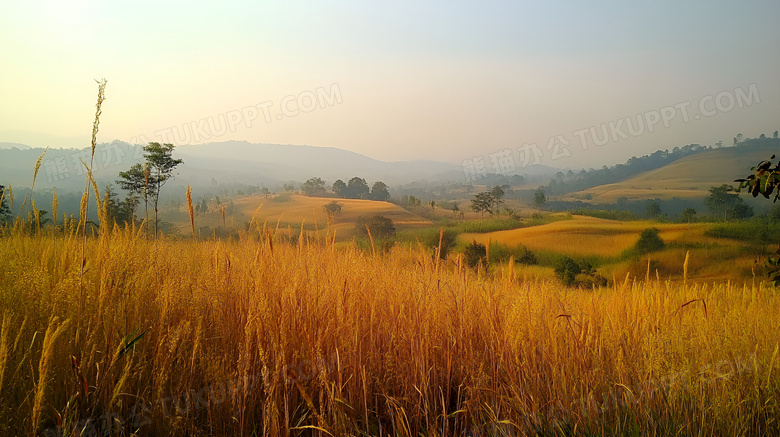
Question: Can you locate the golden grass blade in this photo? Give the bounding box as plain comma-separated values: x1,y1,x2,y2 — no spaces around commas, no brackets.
186,185,195,238
51,188,58,226
30,148,48,193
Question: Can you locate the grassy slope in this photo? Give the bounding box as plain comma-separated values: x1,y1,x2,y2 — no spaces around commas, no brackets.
461,215,764,283
567,142,779,202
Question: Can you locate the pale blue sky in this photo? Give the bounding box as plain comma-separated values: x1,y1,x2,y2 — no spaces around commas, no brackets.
1,0,778,167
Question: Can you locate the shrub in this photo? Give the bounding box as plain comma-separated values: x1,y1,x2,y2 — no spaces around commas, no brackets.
635,228,665,254
463,241,487,269
355,215,396,239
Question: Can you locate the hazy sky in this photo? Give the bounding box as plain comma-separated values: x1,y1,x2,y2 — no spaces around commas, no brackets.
1,0,778,169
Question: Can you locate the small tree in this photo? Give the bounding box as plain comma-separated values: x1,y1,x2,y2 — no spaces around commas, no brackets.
346,177,370,199
470,192,495,219
117,163,152,227
144,142,183,237
370,181,390,201
302,177,327,197
332,180,347,197
534,188,546,211
635,228,665,254
680,208,697,223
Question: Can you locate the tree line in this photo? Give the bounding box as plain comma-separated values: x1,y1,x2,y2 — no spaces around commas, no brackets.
301,177,390,201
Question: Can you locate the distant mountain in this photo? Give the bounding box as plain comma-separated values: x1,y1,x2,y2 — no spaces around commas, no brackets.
0,142,31,150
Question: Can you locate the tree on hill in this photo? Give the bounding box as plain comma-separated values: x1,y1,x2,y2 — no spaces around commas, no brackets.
302,177,327,197
346,177,370,199
705,184,753,220
369,181,390,201
143,142,184,237
332,180,347,197
470,192,495,219
534,188,546,211
117,163,152,226
635,228,665,254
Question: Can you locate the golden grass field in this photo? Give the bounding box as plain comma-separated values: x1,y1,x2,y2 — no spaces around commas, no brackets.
2,222,780,436
461,215,765,284
163,194,432,238
461,216,715,258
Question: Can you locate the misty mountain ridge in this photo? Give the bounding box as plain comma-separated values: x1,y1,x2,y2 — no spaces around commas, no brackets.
0,140,561,193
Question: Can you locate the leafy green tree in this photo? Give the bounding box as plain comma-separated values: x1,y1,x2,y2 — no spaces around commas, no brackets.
117,163,152,226
470,192,495,219
143,142,183,236
705,184,747,220
534,188,546,211
302,177,327,197
346,177,370,199
369,181,390,201
774,130,778,139
332,179,347,197
408,196,422,207
635,228,665,254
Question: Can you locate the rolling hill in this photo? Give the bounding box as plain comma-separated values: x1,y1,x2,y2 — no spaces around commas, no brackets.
161,194,432,237
564,140,780,202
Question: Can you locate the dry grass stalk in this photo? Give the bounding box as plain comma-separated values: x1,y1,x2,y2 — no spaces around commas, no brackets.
683,250,690,284
51,188,58,226
186,184,195,239
31,317,70,436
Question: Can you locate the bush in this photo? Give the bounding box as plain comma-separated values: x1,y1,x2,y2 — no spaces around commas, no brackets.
634,228,665,254
554,256,607,287
554,256,581,286
463,241,487,269
424,228,458,259
355,215,396,239
489,243,538,265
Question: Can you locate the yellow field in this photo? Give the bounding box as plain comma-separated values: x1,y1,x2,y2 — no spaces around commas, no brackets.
461,215,716,257
1,226,779,436
163,194,432,237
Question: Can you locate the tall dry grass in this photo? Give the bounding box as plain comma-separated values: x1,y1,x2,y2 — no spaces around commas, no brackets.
0,221,779,436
